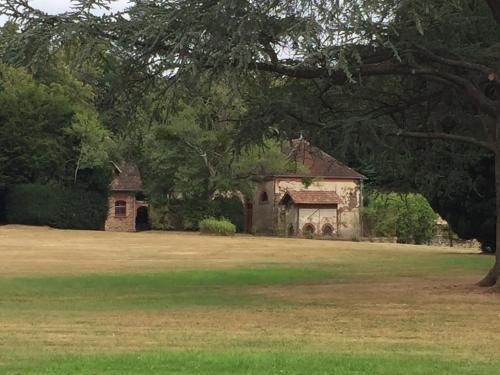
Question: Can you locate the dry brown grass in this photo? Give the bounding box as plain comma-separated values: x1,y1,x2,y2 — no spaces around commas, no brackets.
1,225,500,362
0,224,470,276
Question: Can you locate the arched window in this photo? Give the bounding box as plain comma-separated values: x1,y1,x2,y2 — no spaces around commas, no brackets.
322,224,334,238
259,191,269,203
303,224,315,238
115,200,126,217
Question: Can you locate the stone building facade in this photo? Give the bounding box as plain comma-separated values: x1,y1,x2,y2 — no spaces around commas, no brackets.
104,163,148,232
248,139,365,239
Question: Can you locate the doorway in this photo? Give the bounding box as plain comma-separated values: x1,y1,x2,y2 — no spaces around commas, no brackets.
135,206,150,231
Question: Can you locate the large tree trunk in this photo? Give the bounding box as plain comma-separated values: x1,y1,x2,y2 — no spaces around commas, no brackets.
478,142,500,287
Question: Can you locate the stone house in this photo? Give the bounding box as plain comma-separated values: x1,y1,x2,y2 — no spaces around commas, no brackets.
247,139,366,239
104,162,149,232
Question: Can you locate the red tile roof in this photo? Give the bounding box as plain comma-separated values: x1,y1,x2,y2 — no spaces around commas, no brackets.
110,162,143,192
280,190,341,205
283,139,366,179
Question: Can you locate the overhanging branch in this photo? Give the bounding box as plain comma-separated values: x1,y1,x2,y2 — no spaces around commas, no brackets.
486,0,500,24
388,130,494,152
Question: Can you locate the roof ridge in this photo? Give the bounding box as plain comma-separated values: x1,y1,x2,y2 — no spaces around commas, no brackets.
287,140,366,179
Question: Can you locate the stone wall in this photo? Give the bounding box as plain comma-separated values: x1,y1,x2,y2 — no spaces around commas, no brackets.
251,177,362,239
297,206,338,237
251,180,276,233
276,178,362,239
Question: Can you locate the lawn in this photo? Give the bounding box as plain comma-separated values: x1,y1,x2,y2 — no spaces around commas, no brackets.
1,225,499,374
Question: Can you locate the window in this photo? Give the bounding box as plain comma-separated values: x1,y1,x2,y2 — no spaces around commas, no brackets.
259,191,269,203
115,200,126,217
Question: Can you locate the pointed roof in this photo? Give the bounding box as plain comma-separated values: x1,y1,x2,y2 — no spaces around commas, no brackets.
110,162,143,192
279,190,342,205
282,139,366,179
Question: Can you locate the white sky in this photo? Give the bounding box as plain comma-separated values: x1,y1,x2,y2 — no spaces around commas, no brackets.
0,0,130,25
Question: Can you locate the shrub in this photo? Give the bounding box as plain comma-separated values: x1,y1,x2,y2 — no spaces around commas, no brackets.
5,183,107,230
199,217,236,236
363,191,438,244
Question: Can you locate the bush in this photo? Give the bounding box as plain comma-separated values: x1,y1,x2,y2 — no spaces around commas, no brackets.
5,184,108,230
199,217,236,236
363,191,438,244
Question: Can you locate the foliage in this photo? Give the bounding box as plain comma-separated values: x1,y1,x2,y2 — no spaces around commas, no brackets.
300,177,316,189
364,192,438,244
199,217,236,236
213,196,245,233
0,63,73,184
149,195,244,232
5,183,108,230
0,184,6,223
138,88,292,231
0,62,110,186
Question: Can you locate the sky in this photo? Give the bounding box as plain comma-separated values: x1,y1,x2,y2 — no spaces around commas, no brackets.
0,0,130,25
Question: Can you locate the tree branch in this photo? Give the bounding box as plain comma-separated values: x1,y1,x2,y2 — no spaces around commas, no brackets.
486,0,500,24
412,46,492,75
388,130,494,152
255,59,499,118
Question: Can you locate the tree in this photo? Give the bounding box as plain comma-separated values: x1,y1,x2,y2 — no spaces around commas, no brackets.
0,62,110,186
139,87,294,229
0,63,74,184
3,0,500,285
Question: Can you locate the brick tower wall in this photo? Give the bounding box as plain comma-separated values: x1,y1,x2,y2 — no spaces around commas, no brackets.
104,192,137,232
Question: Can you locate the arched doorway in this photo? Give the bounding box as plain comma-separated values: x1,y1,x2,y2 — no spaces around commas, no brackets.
322,224,334,238
135,206,150,231
302,223,315,239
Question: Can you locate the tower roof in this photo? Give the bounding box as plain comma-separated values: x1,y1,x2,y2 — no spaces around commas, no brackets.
110,162,143,192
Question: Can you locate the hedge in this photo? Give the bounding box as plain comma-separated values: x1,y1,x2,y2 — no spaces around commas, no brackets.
213,196,245,233
150,196,245,232
5,184,108,230
0,185,6,224
199,217,236,236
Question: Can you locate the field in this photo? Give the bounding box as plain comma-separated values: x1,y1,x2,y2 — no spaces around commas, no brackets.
1,225,500,374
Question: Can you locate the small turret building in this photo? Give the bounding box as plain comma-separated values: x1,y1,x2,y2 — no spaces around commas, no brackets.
104,162,148,232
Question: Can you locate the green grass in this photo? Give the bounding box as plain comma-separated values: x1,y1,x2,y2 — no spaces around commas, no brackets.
327,252,493,280
0,268,331,311
1,227,498,374
4,351,499,375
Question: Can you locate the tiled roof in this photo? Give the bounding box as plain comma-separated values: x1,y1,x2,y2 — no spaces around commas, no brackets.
283,139,366,179
280,190,341,205
110,162,143,192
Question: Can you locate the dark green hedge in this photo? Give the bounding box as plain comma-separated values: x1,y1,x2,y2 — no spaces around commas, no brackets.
150,196,245,232
0,185,6,224
213,197,245,233
5,184,108,230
